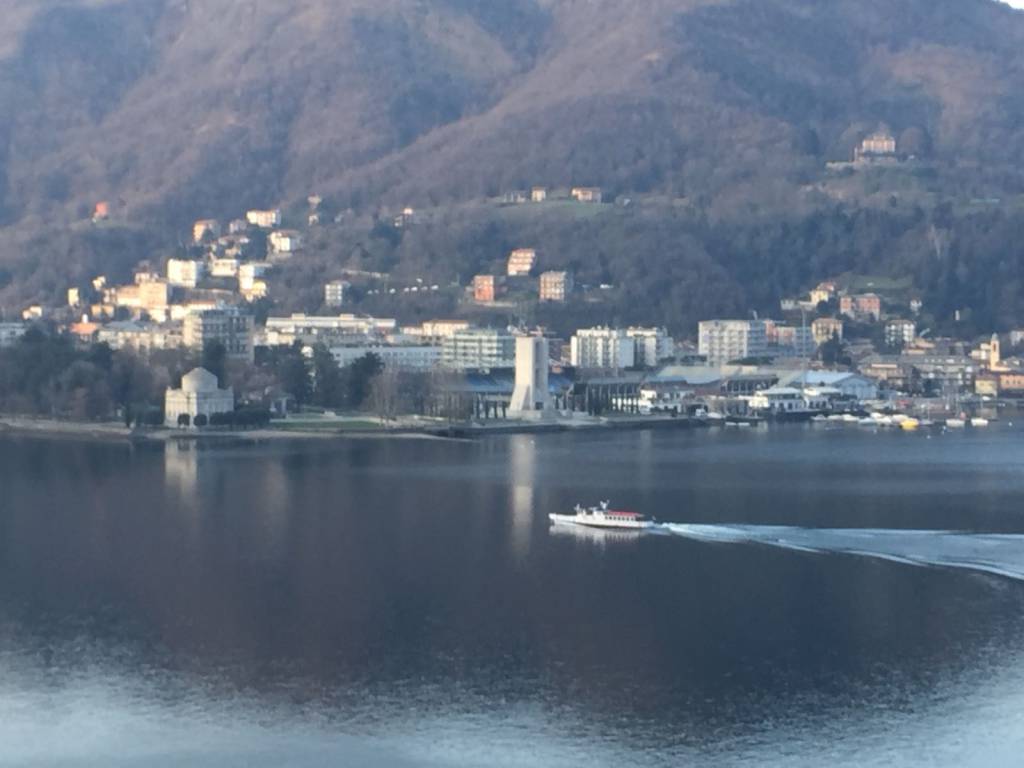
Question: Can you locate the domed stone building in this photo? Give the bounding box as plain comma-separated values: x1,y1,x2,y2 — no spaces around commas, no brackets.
164,368,234,428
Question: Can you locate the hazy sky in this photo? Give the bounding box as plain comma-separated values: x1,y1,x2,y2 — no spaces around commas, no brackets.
1002,0,1024,8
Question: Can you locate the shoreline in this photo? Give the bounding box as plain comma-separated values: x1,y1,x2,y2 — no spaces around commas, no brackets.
0,413,707,446
0,416,453,445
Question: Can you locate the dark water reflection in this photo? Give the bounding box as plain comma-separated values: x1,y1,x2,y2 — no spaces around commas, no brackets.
3,426,1024,766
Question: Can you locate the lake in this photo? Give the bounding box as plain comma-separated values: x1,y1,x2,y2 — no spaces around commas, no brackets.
3,425,1024,767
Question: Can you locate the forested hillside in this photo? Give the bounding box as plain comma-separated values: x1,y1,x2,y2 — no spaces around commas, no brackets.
1,0,1024,333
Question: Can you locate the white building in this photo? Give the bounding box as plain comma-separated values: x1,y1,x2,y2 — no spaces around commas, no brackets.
539,271,573,302
167,259,205,288
241,280,269,301
791,326,817,358
239,262,271,291
325,344,441,371
164,368,235,428
809,282,837,306
264,314,397,346
97,322,182,353
767,323,816,358
811,318,844,346
614,387,693,416
246,209,282,229
192,219,221,243
402,320,471,343
183,307,254,362
220,234,251,258
570,327,636,370
0,322,27,348
571,187,603,203
507,249,538,277
509,335,552,417
627,327,674,367
442,329,517,370
268,229,303,254
885,319,916,347
748,387,828,415
855,130,897,162
209,258,241,278
324,280,351,308
698,320,768,366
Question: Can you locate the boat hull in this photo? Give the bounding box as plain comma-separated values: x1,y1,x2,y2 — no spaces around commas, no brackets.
548,513,653,531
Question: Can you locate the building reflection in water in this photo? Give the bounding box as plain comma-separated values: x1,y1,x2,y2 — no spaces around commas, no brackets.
509,435,537,560
163,440,292,563
164,440,200,504
635,430,655,490
548,521,646,547
249,459,290,565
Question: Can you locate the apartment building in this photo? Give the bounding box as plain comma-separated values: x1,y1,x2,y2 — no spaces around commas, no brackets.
698,320,768,366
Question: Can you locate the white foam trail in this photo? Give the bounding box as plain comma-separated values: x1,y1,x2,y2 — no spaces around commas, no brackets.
661,524,1024,581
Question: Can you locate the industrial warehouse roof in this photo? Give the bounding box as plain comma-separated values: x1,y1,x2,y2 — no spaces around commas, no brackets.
648,366,723,386
777,371,873,387
444,365,874,395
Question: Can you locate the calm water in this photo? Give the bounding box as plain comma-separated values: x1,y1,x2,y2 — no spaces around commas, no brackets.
3,425,1024,767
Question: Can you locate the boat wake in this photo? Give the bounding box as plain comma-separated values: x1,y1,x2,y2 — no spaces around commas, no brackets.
660,523,1024,582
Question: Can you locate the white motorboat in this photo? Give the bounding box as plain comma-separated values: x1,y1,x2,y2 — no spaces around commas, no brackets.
549,501,654,530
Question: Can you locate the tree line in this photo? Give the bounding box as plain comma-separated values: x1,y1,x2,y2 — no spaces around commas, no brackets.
0,329,466,426
271,343,468,423
0,328,164,424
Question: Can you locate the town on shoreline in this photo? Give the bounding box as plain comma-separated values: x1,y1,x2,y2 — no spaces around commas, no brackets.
3,186,1024,437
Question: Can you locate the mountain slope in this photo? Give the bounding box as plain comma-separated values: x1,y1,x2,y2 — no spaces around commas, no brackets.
2,0,1024,224
2,0,1024,313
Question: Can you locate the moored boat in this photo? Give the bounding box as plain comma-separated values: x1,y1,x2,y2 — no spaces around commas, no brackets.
549,501,654,530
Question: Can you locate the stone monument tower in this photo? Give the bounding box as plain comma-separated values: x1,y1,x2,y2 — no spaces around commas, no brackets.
509,335,552,417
